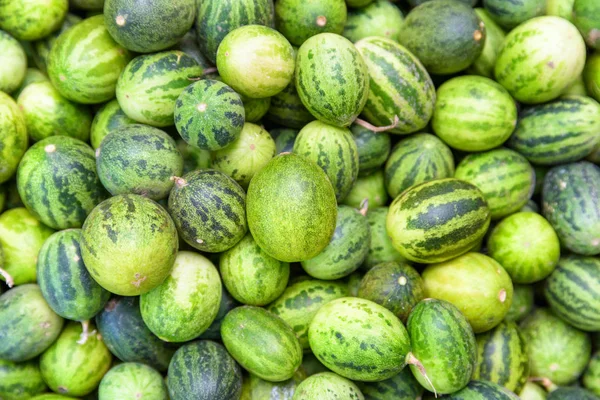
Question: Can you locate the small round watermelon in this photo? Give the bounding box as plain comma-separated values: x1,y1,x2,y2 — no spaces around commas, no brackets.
504,284,534,323
343,0,404,43
342,169,388,209
275,0,347,46
99,362,168,400
265,80,315,129
0,358,47,399
0,31,26,93
0,92,28,184
365,207,406,269
0,0,67,41
483,0,545,29
293,372,364,400
90,99,136,149
241,95,271,123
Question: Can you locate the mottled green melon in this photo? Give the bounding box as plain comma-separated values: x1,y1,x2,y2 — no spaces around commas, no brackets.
275,0,347,46
0,31,26,94
293,372,364,400
504,284,534,323
364,207,405,269
265,80,315,129
351,124,391,174
177,139,211,174
241,94,271,123
360,367,424,400
90,99,136,149
483,0,546,29
0,0,67,41
467,8,506,78
342,170,388,209
343,0,404,43
99,363,168,400
585,52,600,103
32,13,81,73
0,92,28,184
199,286,239,341
584,352,600,397
242,369,306,400
270,128,298,154
519,382,547,400
13,67,48,98
0,358,47,399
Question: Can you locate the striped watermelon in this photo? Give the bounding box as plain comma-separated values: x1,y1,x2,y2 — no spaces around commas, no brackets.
99,363,168,400
354,36,435,134
351,124,391,174
40,321,112,397
495,16,586,104
0,0,67,41
365,207,405,269
267,279,348,349
342,169,388,209
199,286,240,340
96,124,184,201
547,387,600,400
17,136,106,230
544,256,600,331
585,52,600,103
454,148,535,219
220,232,290,306
37,229,110,322
444,380,520,399
308,297,410,382
384,133,454,199
0,92,28,184
509,96,600,165
265,80,315,129
47,15,132,104
473,321,530,393
483,0,545,29
467,8,507,78
275,0,347,46
573,0,600,49
116,51,203,127
90,99,136,149
542,161,600,255
293,372,364,400
0,31,26,94
504,284,534,323
196,0,275,64
386,178,491,264
168,169,247,253
32,13,81,73
13,67,48,99
343,0,404,43
0,358,47,399
241,369,305,400
241,95,270,123
295,33,369,127
584,352,600,397
270,128,298,154
360,368,424,400
221,306,303,382
70,0,104,9
293,120,359,201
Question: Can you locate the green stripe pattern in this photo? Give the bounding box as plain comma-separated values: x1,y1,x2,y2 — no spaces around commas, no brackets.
90,99,136,149
98,363,168,400
364,207,406,269
360,368,423,400
294,372,363,400
351,124,391,174
0,92,28,184
467,9,507,78
265,80,315,129
547,387,600,400
0,358,47,399
445,380,520,399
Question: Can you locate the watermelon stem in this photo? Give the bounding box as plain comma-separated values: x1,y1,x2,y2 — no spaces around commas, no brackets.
359,198,369,216
0,267,14,288
77,320,91,345
354,115,400,133
528,376,557,392
202,67,218,75
406,352,437,398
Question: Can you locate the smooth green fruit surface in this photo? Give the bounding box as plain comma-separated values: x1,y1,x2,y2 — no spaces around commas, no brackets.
0,92,28,184
365,207,405,269
444,380,520,399
0,358,47,400
573,0,600,49
275,0,347,46
467,8,506,78
360,368,424,400
293,372,364,400
343,0,404,43
584,52,600,102
0,31,26,94
90,99,136,149
483,0,545,29
99,362,168,400
343,170,388,209
0,0,67,41
505,284,534,323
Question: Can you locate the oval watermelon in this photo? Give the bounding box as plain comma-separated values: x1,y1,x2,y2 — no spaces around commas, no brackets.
571,0,600,49
0,357,47,399
343,0,404,43
0,31,26,94
99,362,168,400
342,169,388,209
0,0,67,41
293,372,364,400
90,99,137,149
0,92,28,184
365,207,406,269
547,387,600,400
275,0,347,46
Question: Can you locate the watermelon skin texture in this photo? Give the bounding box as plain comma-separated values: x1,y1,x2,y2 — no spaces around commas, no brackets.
342,170,388,209
351,124,391,174
275,0,347,46
241,95,270,123
99,362,168,400
0,92,28,184
0,31,27,94
95,296,175,371
266,80,315,129
242,370,305,400
17,136,107,230
0,358,48,399
508,95,600,165
573,0,600,49
360,368,423,400
293,372,364,400
544,256,600,331
0,0,67,41
444,380,520,399
90,99,136,149
355,36,435,135
199,286,239,341
343,0,404,44
483,0,545,29
504,284,534,323
32,14,82,74
37,229,110,321
270,128,299,154
467,8,507,78
583,353,600,398
547,387,600,400
364,207,406,269
167,340,242,400
296,33,370,128
196,0,275,65
542,161,600,255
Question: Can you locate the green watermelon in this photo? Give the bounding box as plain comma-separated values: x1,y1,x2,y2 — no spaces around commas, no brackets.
29,395,75,400
360,367,424,400
32,13,81,73
220,233,289,306
295,33,369,127
293,372,364,400
90,99,137,149
13,67,48,99
364,207,406,269
544,256,600,331
221,306,303,382
116,51,203,127
547,387,600,400
241,94,271,122
0,92,28,184
99,362,168,400
37,229,110,321
242,369,306,400
0,0,67,41
504,284,534,323
584,352,600,397
0,285,63,362
174,29,214,70
246,153,338,262
542,161,600,255
70,0,104,9
308,297,410,381
342,170,388,209
562,75,588,96
355,36,435,134
104,0,195,53
199,286,240,340
168,169,247,253
483,0,545,29
423,252,514,333
444,380,520,399
96,124,184,201
270,128,298,154
508,96,600,165
0,208,54,285
351,124,391,174
467,8,506,78
495,16,586,104
520,199,540,213
17,136,107,230
0,31,26,94
519,382,548,400
40,321,111,396
571,0,600,49
386,178,491,264
267,278,348,349
584,52,600,103
343,0,404,43
275,0,347,46
265,79,315,129
547,0,575,20
95,296,175,371
0,357,47,399
454,148,535,219
301,352,329,377
178,139,211,174
406,298,477,395
384,133,455,199
81,194,178,296
520,308,591,385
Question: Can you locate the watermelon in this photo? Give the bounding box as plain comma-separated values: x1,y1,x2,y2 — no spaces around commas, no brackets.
178,140,211,174
211,122,276,188
572,0,600,49
81,194,178,296
17,136,107,230
520,199,540,213
0,31,26,94
547,387,599,400
342,170,388,209
360,367,424,400
32,13,81,73
275,0,346,46
0,357,47,399
199,286,240,340
241,95,270,122
195,0,275,64
562,75,588,96
70,0,104,9
90,99,137,149
116,51,203,127
267,278,348,349
265,79,315,129
364,207,405,269
246,153,338,262
504,284,534,323
270,128,298,154
96,124,184,201
308,297,410,381
520,308,591,385
384,133,455,199
174,29,214,70
519,382,548,400
13,67,48,99
293,372,364,400
547,0,575,20
295,33,369,127
542,161,600,255
0,92,28,184
104,0,195,53
217,25,295,99
37,229,110,321
423,252,514,333
0,0,67,41
220,233,289,306
454,148,535,219
351,124,391,174
357,261,424,323
544,256,600,331
495,16,586,104
99,362,168,400
95,296,175,371
40,321,111,396
508,96,600,165
483,0,545,29
0,285,63,362
168,169,247,253
584,352,600,396
0,208,54,285
343,0,404,43
354,36,435,134
584,52,600,103
301,353,329,377
386,178,491,264
467,8,506,78
29,395,75,400
242,369,306,400
444,380,520,399
221,306,303,382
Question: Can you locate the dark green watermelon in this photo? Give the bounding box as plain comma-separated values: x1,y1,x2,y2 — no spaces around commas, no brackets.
90,99,136,149
444,380,520,399
199,286,239,340
275,0,347,46
0,358,47,399
351,124,391,175
360,367,424,400
547,387,599,400
484,0,546,30
270,128,298,154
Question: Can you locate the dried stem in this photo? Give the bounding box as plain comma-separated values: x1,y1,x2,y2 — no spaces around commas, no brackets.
359,198,369,216
0,267,14,288
354,115,400,133
406,352,437,398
